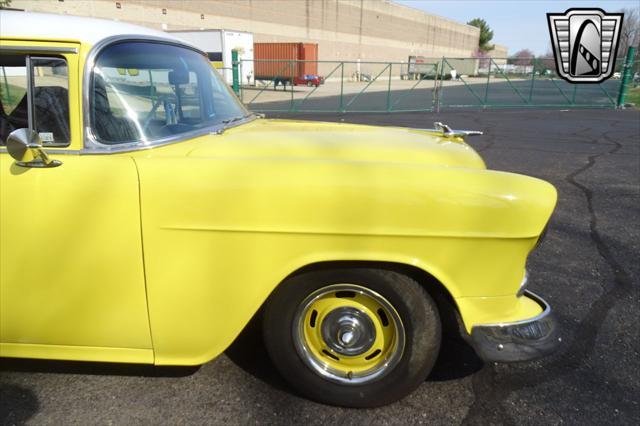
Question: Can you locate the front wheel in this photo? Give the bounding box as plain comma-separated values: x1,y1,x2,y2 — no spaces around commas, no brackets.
263,268,441,407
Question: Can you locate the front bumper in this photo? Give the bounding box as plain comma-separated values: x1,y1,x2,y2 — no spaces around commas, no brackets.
469,291,561,362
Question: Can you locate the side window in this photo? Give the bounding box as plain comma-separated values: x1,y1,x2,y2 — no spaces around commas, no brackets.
0,54,70,147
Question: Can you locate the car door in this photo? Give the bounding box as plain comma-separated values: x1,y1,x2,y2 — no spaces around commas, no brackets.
0,42,153,363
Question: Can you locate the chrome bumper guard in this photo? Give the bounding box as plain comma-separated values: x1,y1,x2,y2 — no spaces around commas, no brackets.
469,290,561,362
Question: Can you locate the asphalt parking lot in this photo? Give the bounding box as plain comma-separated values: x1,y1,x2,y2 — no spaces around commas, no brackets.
1,108,639,425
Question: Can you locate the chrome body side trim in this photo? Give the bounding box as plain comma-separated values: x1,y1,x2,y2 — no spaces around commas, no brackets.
81,35,254,154
469,290,561,362
0,46,78,54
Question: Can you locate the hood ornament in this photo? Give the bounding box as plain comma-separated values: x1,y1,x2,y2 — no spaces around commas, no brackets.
433,122,483,138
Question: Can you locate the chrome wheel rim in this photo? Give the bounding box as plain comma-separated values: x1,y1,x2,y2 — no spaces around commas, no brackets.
292,283,405,385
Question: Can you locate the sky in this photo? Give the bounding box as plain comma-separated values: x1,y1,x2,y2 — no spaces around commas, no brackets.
395,0,639,55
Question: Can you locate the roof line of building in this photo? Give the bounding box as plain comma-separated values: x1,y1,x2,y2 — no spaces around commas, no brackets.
387,0,481,33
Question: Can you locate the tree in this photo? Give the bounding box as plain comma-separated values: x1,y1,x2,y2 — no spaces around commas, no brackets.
618,7,640,57
467,18,494,52
0,0,12,8
509,49,535,66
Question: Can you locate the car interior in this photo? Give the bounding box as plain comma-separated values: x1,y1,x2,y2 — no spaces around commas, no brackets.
92,74,141,143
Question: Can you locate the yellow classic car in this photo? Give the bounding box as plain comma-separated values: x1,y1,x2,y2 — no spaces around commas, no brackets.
0,12,560,407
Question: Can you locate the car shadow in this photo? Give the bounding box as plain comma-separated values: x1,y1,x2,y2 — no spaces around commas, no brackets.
0,318,482,402
0,358,200,378
225,309,483,390
0,383,39,425
224,310,292,393
428,336,484,381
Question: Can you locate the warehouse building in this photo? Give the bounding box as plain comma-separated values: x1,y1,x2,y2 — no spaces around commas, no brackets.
8,0,504,62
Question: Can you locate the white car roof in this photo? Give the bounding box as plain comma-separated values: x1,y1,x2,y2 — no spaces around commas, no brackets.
0,10,184,46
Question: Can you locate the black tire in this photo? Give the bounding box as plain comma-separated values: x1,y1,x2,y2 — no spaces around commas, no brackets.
262,267,441,407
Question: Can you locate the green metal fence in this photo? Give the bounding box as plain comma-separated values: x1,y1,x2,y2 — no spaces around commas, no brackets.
235,49,637,113
617,47,638,108
238,59,440,113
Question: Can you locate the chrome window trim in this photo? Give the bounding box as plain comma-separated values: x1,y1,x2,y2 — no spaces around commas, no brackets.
25,55,34,131
30,55,72,148
82,35,254,154
0,46,78,54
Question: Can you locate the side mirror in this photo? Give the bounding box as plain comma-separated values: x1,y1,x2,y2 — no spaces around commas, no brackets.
7,128,62,168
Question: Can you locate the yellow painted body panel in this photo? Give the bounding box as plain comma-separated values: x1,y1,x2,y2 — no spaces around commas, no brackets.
0,38,556,366
456,294,543,328
0,155,153,352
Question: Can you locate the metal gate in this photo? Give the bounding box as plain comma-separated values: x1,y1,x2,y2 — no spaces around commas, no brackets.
228,49,638,113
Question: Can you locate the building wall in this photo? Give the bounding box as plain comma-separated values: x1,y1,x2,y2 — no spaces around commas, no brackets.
11,0,482,66
490,44,509,65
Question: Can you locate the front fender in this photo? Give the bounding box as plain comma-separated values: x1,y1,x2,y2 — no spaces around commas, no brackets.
134,156,556,365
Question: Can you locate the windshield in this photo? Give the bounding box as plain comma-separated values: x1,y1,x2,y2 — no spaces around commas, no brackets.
90,41,248,145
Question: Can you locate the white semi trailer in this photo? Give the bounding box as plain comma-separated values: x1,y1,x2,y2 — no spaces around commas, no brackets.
167,30,254,85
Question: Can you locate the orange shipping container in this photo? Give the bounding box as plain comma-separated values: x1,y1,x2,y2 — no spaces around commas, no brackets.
254,42,318,80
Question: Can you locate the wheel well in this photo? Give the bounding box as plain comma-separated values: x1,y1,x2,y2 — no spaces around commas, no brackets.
284,260,465,338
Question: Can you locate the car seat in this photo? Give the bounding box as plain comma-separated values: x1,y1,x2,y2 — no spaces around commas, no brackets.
92,74,140,144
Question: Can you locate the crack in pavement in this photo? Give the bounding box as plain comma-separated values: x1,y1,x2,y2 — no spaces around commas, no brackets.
461,123,635,425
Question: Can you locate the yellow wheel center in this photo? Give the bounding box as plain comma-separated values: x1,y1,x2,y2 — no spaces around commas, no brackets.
294,284,405,384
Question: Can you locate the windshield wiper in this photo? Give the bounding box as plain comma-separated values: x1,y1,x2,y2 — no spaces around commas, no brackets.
215,113,262,135
222,116,246,125
222,113,264,124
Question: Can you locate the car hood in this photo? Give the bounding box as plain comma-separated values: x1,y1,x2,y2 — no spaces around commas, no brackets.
182,119,486,169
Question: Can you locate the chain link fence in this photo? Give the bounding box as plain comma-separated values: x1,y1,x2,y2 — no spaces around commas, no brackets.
617,57,640,108
237,50,637,113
